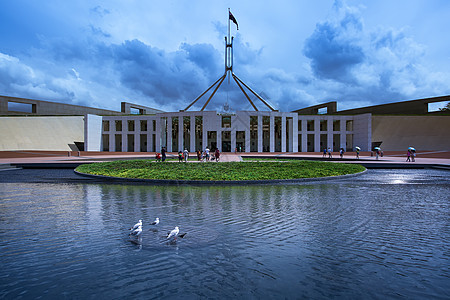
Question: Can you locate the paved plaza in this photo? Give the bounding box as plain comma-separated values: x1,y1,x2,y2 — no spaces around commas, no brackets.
0,150,449,169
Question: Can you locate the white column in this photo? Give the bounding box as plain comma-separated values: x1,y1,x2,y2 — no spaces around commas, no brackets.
84,114,102,152
301,119,307,152
340,117,346,149
202,125,207,151
288,117,294,152
155,117,161,152
257,115,263,152
134,119,140,152
281,116,286,152
121,132,127,152
245,128,250,152
231,130,236,152
179,116,184,151
327,118,333,150
190,115,195,152
109,119,115,152
167,117,172,152
217,130,222,151
314,118,320,152
269,115,275,152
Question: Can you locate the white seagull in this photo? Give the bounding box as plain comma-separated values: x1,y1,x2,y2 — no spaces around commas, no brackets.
167,226,179,239
130,225,143,237
130,219,142,231
150,218,160,225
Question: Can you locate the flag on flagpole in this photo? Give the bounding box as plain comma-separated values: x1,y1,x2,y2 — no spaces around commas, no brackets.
229,11,239,30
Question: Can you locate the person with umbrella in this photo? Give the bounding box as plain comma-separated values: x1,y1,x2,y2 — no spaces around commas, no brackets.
355,146,360,159
408,147,416,162
374,147,381,160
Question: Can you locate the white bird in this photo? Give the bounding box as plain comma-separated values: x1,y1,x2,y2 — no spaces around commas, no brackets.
167,226,179,239
130,219,142,231
130,225,143,237
150,218,159,225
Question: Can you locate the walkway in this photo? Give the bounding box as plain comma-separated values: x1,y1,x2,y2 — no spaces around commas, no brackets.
0,150,449,169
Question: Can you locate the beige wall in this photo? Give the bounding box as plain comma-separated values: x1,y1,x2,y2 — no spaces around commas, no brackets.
372,116,450,151
0,116,84,151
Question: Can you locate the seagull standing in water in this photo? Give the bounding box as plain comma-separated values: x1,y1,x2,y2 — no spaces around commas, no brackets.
130,225,143,237
130,219,142,231
167,226,179,240
150,218,159,226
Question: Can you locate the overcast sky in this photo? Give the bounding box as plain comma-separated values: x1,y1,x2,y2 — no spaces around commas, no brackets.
1,0,449,112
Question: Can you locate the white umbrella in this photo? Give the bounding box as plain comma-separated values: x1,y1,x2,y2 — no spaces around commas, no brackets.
355,146,361,150
374,147,381,150
408,147,416,151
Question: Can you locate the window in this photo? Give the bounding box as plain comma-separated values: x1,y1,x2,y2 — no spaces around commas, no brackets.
222,116,231,128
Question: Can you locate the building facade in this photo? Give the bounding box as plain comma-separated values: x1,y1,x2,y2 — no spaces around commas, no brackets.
95,111,371,153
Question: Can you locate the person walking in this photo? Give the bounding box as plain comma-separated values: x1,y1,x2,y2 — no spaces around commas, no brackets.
161,147,166,162
178,151,183,162
327,147,332,159
322,148,327,158
215,148,220,162
205,147,210,161
339,148,344,159
406,149,411,162
356,148,360,159
183,149,189,162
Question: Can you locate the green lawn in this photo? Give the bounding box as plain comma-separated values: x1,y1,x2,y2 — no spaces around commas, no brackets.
75,160,365,181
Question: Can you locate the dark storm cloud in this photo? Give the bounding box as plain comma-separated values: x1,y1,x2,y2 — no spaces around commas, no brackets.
303,16,365,82
111,39,222,106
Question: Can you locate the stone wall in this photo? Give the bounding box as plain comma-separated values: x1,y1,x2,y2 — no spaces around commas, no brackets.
372,116,450,151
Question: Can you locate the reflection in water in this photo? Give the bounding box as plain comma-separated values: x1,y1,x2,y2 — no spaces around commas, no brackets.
0,169,449,299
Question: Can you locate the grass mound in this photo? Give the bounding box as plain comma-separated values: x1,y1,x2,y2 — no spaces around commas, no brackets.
75,160,365,181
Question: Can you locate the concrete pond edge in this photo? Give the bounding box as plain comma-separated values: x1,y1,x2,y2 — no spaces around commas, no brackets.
74,168,368,185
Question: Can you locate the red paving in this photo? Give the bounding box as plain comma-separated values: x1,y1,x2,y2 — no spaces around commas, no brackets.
0,150,449,166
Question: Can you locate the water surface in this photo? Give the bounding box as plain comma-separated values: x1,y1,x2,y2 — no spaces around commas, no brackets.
0,169,449,299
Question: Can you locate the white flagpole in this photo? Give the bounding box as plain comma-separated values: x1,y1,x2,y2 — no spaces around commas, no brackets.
227,8,231,84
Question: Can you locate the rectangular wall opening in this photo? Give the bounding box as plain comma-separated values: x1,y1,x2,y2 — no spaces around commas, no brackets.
333,134,340,152
346,134,353,152
140,120,147,131
195,116,202,151
140,134,147,152
115,134,122,151
274,117,281,152
172,117,178,151
222,116,231,128
128,120,135,131
102,134,109,151
115,120,122,131
103,120,110,132
346,120,353,131
207,131,217,151
183,116,190,151
127,134,134,152
333,120,340,131
320,120,327,131
263,116,270,152
236,131,245,152
320,134,327,152
221,131,230,152
298,134,302,152
7,101,35,113
307,134,314,152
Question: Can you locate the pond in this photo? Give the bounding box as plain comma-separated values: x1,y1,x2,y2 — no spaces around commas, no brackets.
0,169,449,299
